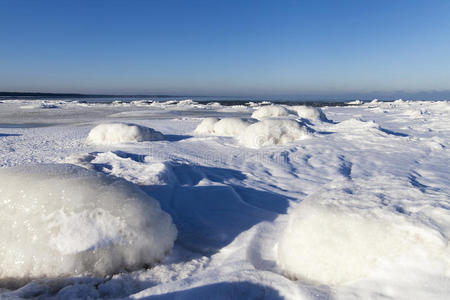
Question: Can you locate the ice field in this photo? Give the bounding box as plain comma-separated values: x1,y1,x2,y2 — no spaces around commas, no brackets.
0,99,449,299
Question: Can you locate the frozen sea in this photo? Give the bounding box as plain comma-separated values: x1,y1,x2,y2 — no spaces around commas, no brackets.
0,98,449,299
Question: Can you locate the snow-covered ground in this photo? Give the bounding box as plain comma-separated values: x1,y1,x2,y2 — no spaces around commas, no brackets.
0,99,449,299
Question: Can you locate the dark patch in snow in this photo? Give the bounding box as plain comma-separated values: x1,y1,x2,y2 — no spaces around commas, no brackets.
378,127,408,137
338,156,352,179
163,134,193,142
408,173,429,193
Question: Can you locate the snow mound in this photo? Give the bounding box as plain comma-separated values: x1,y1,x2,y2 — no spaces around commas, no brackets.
251,105,291,120
194,118,254,137
238,119,310,148
86,123,164,145
0,164,177,280
289,106,329,121
277,201,447,285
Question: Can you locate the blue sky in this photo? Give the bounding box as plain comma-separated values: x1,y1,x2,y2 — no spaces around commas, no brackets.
1,0,450,97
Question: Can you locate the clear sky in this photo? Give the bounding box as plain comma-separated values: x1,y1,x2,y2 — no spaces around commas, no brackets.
1,0,450,97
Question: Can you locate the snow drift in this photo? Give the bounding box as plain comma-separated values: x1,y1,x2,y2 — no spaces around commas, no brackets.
0,164,177,280
194,117,254,137
251,105,291,120
238,119,310,148
277,201,448,285
86,123,164,145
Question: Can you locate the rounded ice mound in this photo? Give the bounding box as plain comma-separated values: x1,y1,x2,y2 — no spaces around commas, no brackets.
238,119,310,148
212,118,255,137
0,164,177,280
86,123,164,145
277,201,447,285
289,106,328,121
251,105,291,120
194,117,254,137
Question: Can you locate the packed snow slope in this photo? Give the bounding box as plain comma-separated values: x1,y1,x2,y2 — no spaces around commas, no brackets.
0,99,449,299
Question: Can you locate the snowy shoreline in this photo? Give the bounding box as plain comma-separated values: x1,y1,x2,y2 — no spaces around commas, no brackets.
0,99,449,299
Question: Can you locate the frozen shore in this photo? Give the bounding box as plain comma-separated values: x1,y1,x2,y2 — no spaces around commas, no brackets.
0,99,449,299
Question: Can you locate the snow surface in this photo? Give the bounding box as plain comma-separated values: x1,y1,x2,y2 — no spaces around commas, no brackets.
86,123,164,145
0,99,449,299
0,164,176,280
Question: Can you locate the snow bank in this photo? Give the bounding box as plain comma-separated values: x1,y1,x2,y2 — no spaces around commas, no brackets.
0,164,177,280
238,119,310,148
86,123,164,145
251,105,291,120
194,118,254,137
289,106,329,121
277,201,448,285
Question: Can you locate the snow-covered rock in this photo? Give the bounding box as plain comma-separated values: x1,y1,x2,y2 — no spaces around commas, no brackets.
238,119,310,148
86,123,164,145
0,164,177,279
251,105,291,120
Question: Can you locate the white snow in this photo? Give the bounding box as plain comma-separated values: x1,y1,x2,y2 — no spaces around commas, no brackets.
251,105,292,119
238,119,311,148
0,164,177,280
86,123,164,145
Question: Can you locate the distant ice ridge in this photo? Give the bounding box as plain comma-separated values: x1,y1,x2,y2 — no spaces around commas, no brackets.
277,200,449,285
0,164,177,280
251,104,329,122
86,123,164,145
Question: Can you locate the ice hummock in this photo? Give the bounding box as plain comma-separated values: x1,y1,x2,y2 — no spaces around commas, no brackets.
86,123,164,145
0,164,177,280
277,200,449,285
238,119,311,148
